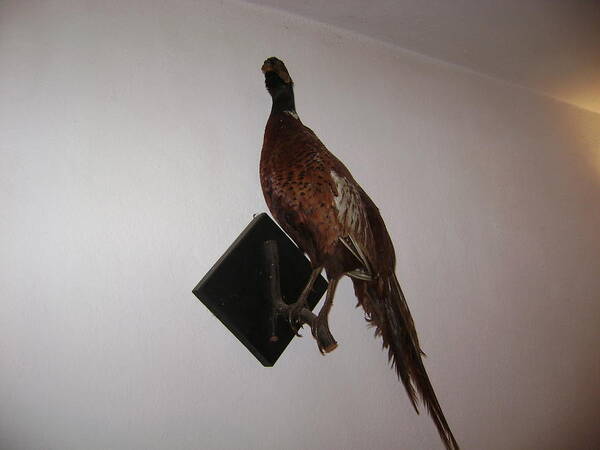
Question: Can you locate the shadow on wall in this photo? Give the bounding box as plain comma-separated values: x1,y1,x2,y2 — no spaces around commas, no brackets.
485,98,600,449
415,76,600,449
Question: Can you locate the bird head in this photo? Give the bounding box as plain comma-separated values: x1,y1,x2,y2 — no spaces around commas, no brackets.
262,57,296,112
262,57,293,85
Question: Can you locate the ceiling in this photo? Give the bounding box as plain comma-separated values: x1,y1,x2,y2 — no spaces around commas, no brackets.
243,0,600,114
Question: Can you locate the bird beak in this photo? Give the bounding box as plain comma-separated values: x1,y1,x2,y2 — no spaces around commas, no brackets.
261,61,272,74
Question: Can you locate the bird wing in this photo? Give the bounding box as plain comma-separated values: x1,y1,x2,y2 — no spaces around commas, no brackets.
329,169,378,278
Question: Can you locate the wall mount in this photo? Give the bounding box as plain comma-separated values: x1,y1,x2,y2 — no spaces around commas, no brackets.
193,213,328,366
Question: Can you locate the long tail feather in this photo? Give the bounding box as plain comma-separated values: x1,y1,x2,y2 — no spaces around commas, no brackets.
353,274,460,450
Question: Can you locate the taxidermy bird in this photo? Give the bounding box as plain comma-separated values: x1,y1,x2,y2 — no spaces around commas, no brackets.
260,57,459,450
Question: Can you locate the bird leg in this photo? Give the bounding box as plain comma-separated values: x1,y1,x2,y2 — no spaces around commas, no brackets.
312,276,340,354
286,266,322,334
264,241,336,351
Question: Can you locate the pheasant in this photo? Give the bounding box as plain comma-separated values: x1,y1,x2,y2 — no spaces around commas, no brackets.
260,57,459,450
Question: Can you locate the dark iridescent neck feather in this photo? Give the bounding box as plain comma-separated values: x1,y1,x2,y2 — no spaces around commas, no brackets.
265,71,296,114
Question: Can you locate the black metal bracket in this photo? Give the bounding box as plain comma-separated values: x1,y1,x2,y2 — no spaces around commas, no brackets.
193,213,328,366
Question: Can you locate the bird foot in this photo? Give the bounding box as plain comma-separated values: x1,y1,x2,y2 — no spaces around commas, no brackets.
287,301,307,336
263,241,337,350
311,314,338,354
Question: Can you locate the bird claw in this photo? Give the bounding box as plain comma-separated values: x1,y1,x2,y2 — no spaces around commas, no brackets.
311,314,337,354
287,302,306,336
291,324,303,337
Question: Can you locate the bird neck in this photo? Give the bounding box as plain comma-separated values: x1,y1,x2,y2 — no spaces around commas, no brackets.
270,88,296,115
265,72,296,115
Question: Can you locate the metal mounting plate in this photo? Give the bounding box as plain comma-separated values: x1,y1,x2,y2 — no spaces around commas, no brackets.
193,213,328,366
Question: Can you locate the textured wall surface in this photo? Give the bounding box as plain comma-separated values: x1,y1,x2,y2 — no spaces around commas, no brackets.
1,1,599,449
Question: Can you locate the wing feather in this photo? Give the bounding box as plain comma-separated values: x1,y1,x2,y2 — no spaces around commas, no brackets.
330,170,376,276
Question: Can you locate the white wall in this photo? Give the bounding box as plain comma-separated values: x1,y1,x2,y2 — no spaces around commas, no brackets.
1,1,599,449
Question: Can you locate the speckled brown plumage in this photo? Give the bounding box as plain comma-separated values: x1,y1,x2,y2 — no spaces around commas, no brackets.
259,57,459,450
262,112,365,273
